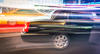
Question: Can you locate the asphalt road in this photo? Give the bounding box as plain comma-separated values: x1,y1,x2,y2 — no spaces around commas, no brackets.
0,33,93,54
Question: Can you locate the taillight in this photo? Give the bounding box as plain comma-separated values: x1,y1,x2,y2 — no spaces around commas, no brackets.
23,22,30,32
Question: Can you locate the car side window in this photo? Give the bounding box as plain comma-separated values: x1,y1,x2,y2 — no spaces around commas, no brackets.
2,8,16,13
52,10,70,20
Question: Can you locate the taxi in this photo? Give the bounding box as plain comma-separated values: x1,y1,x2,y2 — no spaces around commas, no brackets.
0,8,47,33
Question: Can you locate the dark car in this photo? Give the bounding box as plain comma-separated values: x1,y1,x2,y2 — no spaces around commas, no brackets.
21,9,100,49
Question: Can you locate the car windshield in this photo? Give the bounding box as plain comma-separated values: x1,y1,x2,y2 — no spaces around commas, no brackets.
14,9,39,14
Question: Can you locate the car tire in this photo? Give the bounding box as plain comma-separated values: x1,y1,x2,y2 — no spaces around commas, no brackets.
51,34,70,49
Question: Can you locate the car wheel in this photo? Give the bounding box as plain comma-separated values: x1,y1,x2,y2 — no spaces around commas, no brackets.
52,34,69,49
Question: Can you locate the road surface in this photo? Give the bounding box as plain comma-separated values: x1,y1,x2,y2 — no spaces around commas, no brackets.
0,33,93,54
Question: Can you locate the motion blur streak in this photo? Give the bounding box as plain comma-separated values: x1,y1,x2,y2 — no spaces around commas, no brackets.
0,34,58,52
53,14,92,17
0,33,21,38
